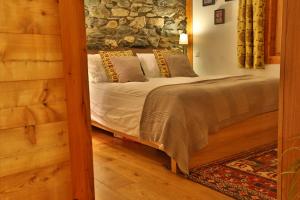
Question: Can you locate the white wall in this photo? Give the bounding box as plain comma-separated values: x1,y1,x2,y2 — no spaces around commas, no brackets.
193,0,280,77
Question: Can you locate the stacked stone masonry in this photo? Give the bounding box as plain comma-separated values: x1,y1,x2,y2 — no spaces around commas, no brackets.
85,0,187,50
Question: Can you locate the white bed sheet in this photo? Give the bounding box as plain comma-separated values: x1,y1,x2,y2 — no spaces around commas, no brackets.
89,75,238,137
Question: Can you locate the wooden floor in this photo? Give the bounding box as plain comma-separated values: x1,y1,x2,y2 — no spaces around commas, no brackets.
92,127,233,200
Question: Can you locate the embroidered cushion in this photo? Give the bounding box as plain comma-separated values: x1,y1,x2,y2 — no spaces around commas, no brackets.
99,50,134,82
153,49,181,77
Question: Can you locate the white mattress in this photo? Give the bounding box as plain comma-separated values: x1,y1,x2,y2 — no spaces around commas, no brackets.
89,75,238,137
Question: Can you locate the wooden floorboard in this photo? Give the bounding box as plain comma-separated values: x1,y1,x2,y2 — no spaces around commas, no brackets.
92,127,233,200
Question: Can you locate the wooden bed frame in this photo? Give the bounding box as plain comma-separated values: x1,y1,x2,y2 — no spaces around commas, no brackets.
92,111,278,174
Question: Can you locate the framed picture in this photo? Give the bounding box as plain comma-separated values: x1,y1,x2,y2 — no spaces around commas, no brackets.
214,9,225,25
203,0,215,6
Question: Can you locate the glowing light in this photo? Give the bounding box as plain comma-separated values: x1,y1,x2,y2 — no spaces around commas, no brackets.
179,33,189,45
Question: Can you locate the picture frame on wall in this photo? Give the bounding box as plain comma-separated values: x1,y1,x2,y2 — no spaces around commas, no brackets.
203,0,215,6
214,9,225,25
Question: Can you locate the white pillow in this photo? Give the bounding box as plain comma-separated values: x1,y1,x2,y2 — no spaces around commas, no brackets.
87,54,109,83
136,53,161,78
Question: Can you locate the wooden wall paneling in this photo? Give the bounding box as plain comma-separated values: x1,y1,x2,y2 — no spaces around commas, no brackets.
0,121,68,158
278,0,300,199
0,101,67,129
0,0,60,35
186,0,193,65
0,79,66,108
0,162,72,200
58,0,95,199
0,0,73,199
0,33,62,61
0,142,69,177
0,61,64,82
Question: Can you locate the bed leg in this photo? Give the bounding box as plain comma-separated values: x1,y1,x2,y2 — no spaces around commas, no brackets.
171,158,177,174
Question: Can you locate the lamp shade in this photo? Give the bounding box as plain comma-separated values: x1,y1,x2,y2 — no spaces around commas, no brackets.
179,33,188,45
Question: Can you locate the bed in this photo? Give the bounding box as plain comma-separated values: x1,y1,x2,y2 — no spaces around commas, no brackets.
90,70,279,174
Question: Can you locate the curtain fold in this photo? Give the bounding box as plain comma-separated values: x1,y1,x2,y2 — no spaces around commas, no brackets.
237,0,265,69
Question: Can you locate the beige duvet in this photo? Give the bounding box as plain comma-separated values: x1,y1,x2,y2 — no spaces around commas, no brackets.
140,75,279,174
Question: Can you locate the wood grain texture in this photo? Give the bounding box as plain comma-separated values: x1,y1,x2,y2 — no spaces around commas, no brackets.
0,0,72,199
278,0,300,198
190,111,278,167
0,121,68,159
0,142,69,177
93,121,179,174
0,0,60,35
93,111,278,173
92,129,232,200
0,79,65,108
0,101,67,130
0,33,62,61
92,121,161,149
265,0,282,64
0,61,64,82
275,0,283,55
58,0,95,199
186,0,193,65
0,162,72,200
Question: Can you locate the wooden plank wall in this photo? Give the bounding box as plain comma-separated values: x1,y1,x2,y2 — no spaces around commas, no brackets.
278,0,300,198
0,0,72,199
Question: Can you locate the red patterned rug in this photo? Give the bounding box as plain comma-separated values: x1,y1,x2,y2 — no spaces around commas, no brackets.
187,145,277,200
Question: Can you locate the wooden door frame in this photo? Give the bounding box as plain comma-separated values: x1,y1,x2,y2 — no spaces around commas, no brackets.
57,0,300,199
265,0,281,64
57,1,193,199
186,0,193,65
58,1,94,200
278,0,300,199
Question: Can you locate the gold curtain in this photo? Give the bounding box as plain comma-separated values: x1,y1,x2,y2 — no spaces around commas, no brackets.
237,0,265,69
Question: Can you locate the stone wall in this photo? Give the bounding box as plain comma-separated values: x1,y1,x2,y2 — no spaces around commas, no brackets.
85,0,187,50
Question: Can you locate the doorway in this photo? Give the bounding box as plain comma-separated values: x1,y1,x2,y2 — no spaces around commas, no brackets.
58,0,300,199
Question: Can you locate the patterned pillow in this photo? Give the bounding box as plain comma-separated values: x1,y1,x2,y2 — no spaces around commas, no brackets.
153,49,182,77
99,50,134,82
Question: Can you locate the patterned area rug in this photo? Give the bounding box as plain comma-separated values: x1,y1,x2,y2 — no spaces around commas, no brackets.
188,145,277,200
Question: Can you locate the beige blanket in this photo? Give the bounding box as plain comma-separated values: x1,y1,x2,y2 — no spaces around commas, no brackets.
140,75,279,174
